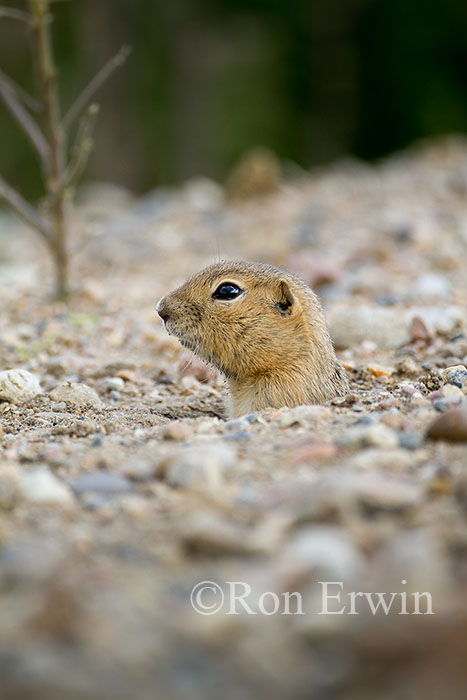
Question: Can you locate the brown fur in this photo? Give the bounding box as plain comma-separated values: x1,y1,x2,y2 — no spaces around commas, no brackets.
156,261,349,418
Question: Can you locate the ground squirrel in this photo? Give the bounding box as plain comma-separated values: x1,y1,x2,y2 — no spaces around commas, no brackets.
157,261,349,417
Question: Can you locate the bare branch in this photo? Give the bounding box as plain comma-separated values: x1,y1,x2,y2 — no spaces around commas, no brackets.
30,0,65,179
0,6,32,22
0,77,49,161
63,44,131,130
0,68,40,112
0,175,51,240
60,103,99,191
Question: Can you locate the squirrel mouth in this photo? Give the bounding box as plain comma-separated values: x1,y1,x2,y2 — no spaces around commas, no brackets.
179,336,198,353
163,321,200,355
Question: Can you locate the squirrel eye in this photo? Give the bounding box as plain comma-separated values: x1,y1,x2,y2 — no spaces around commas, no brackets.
212,283,243,300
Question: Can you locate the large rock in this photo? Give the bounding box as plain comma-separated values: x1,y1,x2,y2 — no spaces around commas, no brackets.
410,306,463,335
0,369,42,404
329,307,410,349
49,382,102,407
329,305,464,349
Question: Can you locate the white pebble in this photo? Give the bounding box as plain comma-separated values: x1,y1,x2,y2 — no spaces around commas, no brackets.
0,369,42,405
340,423,399,449
278,405,332,428
165,444,235,492
411,274,452,299
100,377,125,392
19,467,75,509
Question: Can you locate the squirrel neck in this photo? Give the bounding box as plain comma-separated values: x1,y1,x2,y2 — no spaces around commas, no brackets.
227,345,347,418
227,362,314,418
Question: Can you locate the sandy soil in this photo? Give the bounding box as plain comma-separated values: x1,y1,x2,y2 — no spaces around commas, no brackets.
1,137,467,700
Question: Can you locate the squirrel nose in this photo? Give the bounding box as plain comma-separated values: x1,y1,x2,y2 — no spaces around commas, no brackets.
156,298,170,323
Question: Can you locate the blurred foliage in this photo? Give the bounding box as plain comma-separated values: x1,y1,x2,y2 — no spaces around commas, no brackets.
1,0,466,197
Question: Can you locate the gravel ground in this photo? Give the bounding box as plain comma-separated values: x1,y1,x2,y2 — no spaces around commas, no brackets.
1,136,467,700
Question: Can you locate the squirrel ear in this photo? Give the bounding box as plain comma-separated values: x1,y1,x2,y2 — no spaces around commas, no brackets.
275,279,295,316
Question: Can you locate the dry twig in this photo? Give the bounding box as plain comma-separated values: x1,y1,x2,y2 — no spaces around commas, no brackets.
0,68,40,111
0,175,51,239
60,103,99,191
63,45,131,130
0,74,49,160
0,1,129,299
0,6,32,22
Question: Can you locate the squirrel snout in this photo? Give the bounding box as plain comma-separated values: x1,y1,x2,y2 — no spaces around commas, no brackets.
156,298,171,323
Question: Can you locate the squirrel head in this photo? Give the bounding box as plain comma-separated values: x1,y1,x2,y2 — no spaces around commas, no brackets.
156,261,314,380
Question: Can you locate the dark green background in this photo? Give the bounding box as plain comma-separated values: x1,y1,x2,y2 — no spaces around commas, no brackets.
1,0,466,196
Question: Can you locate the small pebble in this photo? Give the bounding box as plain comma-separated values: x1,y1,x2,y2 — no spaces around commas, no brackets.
409,316,431,342
19,467,75,509
280,526,364,580
161,422,192,441
121,459,158,481
419,372,441,391
356,475,422,511
367,364,394,378
245,413,260,424
397,358,418,376
98,377,125,392
439,384,464,399
433,397,463,413
398,432,424,450
429,385,465,412
165,445,230,492
411,273,451,299
116,369,138,383
71,471,132,496
225,418,250,432
338,423,399,450
410,392,432,409
291,436,338,462
348,448,413,472
181,510,282,555
278,405,332,429
222,431,252,442
118,494,151,519
441,365,467,392
426,408,467,442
